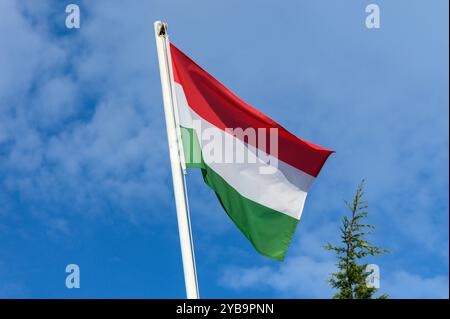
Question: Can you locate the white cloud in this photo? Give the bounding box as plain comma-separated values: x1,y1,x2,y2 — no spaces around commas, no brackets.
220,256,334,298
31,76,79,129
219,225,338,298
383,271,449,299
220,257,449,299
0,0,171,233
0,1,66,104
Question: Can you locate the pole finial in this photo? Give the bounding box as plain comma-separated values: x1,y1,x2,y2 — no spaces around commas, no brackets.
154,21,168,37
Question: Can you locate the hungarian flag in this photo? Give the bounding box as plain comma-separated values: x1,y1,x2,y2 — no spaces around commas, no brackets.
170,43,333,261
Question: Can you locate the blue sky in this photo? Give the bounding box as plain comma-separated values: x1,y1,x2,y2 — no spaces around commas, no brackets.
0,0,448,298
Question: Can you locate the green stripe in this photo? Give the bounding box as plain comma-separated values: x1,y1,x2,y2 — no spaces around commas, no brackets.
181,127,298,261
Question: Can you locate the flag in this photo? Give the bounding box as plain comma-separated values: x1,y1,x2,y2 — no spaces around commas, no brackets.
170,43,333,261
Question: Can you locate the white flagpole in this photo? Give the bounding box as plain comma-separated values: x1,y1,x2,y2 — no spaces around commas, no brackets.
154,20,199,299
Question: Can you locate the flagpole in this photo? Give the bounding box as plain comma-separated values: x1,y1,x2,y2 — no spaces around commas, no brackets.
154,20,199,299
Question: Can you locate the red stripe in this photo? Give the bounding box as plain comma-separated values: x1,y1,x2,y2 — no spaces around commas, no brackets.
170,43,333,177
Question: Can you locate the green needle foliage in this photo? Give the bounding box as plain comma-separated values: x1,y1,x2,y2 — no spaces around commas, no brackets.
324,180,389,299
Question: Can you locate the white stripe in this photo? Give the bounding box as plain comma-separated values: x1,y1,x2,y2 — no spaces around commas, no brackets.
174,83,315,220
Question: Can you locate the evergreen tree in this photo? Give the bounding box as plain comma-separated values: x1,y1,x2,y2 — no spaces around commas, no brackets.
324,180,389,299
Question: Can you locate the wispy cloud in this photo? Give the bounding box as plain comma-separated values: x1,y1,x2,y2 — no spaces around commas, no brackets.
220,256,334,298
383,271,449,299
0,0,171,233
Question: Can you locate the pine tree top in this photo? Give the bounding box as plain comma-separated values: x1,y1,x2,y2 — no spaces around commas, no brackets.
324,180,389,299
